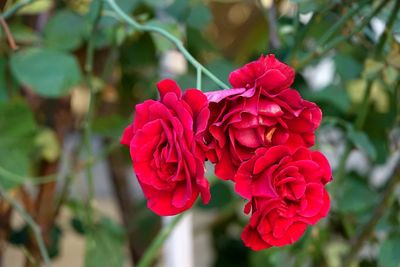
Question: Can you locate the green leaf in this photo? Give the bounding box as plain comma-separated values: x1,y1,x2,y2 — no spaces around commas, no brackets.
198,180,233,209
347,126,377,160
0,58,7,102
92,115,127,138
84,218,125,267
44,10,86,51
10,48,81,97
302,85,351,113
8,24,40,44
0,100,37,189
334,54,362,81
336,177,377,213
378,236,400,267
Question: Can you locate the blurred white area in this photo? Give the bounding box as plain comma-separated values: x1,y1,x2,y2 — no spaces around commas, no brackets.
160,51,187,77
162,213,194,267
299,12,313,24
303,57,335,90
370,17,385,41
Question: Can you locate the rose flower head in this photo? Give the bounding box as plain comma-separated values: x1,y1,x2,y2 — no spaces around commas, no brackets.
121,79,211,216
236,146,332,250
205,55,321,180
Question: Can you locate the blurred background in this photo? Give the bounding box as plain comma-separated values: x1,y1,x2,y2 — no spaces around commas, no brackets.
0,0,399,266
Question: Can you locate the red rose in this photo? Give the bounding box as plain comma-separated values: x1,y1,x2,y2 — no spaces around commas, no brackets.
229,54,294,93
121,79,211,216
205,86,321,181
236,146,332,250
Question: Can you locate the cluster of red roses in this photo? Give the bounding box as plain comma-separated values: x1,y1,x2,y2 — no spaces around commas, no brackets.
121,54,332,250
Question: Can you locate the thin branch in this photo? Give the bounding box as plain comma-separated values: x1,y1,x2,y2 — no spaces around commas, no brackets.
136,213,184,267
333,0,400,184
1,0,36,19
0,17,18,50
0,139,119,187
104,0,229,90
295,0,390,70
82,1,103,228
0,185,51,267
316,0,371,47
196,67,202,91
343,156,400,266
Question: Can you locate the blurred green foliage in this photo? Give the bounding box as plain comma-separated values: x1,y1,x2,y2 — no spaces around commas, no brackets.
0,0,399,267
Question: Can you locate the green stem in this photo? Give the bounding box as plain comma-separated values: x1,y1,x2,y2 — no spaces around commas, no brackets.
354,79,373,130
104,0,229,90
0,185,51,267
296,0,390,70
196,67,202,90
83,1,103,227
317,0,371,47
1,0,36,19
288,1,336,63
374,0,400,58
136,214,184,267
0,140,119,186
343,159,400,266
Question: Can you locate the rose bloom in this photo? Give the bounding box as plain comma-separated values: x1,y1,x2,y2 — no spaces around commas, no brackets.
205,55,322,180
235,146,332,250
121,79,211,216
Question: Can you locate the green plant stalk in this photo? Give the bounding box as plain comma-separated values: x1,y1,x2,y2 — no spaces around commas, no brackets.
339,1,400,264
374,0,400,58
287,1,337,63
296,0,390,70
343,160,400,267
317,0,371,46
196,67,202,91
334,0,399,183
1,0,36,19
0,185,51,267
0,139,120,186
104,0,229,90
136,213,184,267
82,1,103,228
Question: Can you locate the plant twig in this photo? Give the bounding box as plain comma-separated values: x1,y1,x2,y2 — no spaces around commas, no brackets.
136,214,184,267
333,0,400,184
295,0,390,70
316,0,371,47
0,185,51,267
104,0,229,90
1,0,36,19
343,156,400,266
0,17,18,50
82,1,103,227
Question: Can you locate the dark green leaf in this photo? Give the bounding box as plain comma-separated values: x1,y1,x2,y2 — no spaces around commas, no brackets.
44,10,86,51
334,54,362,81
378,236,400,267
10,48,81,97
303,86,351,113
347,127,377,160
84,218,125,267
336,177,377,213
0,100,37,189
0,58,7,102
198,180,233,209
92,115,127,138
